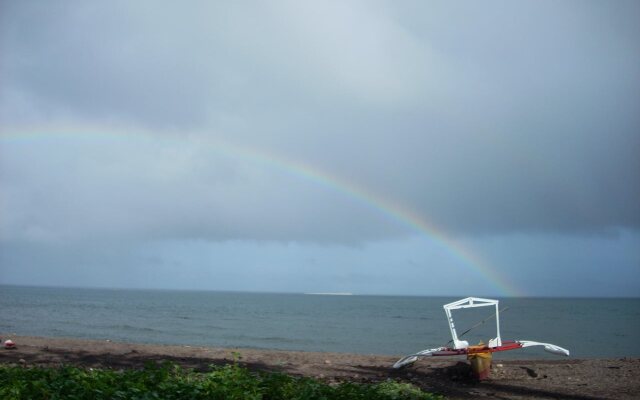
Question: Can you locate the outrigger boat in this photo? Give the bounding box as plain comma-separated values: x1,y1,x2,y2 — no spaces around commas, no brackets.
393,297,569,378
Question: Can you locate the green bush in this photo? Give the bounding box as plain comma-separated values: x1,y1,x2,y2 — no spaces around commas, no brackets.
0,362,443,400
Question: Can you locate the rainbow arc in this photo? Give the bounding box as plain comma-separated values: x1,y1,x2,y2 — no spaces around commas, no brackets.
1,125,520,296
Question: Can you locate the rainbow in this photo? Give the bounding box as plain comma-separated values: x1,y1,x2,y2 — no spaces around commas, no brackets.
0,124,521,296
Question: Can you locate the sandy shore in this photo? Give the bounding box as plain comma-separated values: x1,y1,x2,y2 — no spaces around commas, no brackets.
1,334,638,399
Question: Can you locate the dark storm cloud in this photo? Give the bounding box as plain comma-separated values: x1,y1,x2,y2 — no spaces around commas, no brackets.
1,0,639,245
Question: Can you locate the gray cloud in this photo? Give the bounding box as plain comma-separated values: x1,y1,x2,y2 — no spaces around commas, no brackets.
1,0,639,246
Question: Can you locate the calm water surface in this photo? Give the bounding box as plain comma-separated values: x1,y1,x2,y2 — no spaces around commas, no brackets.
1,285,638,359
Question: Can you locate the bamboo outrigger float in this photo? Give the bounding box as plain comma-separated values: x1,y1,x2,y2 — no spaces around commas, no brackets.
393,297,570,379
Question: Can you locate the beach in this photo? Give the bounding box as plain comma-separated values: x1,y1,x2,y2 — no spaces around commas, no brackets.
1,335,637,399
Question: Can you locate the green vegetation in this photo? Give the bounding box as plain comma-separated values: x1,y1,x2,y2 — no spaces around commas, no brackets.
0,362,443,400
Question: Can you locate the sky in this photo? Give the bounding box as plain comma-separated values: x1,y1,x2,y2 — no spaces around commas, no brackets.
0,0,638,297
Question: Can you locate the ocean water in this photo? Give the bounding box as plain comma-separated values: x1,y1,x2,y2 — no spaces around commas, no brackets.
1,285,638,359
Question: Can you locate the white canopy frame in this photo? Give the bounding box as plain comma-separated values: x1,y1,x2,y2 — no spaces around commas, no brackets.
443,297,502,349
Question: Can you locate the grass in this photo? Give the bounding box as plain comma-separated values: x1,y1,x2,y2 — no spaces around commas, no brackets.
0,362,443,400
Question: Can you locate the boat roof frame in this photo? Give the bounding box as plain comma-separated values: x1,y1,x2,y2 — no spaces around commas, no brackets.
443,297,502,348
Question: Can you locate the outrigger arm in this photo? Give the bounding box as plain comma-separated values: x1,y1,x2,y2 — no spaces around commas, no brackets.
518,340,570,356
393,347,447,369
392,340,570,369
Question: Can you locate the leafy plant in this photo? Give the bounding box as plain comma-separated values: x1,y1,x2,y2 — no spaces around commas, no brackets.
0,362,444,400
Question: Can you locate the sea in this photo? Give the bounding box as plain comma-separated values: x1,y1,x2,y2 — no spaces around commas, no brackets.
1,285,639,359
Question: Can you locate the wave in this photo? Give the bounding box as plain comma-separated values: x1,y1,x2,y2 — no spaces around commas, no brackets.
106,324,161,333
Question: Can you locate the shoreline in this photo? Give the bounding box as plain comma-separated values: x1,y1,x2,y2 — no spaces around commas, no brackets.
1,334,638,399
